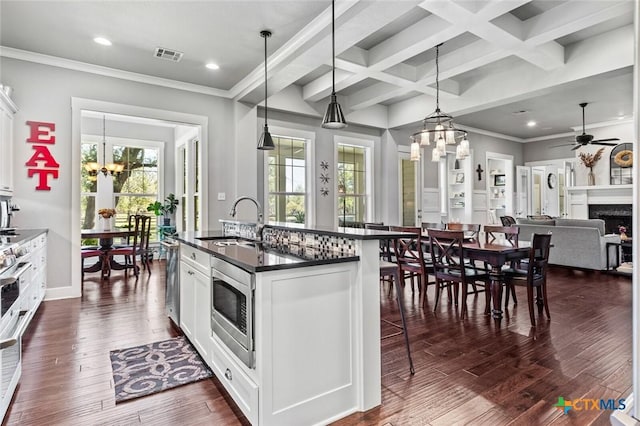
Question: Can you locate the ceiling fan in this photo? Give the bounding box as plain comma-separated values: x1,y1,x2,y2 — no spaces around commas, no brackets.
554,103,620,150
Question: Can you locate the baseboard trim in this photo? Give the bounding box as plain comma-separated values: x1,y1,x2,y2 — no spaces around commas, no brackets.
45,286,81,301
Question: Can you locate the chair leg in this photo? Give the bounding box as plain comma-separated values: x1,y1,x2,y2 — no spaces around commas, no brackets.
511,284,518,305
433,279,442,311
461,282,468,318
392,269,415,375
453,281,459,306
526,284,536,326
541,278,551,319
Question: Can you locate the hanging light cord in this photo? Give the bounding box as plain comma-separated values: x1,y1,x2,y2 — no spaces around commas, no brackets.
331,0,336,95
264,32,268,126
102,115,107,167
435,44,440,112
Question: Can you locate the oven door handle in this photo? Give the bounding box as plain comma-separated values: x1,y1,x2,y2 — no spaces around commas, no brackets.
0,261,32,288
0,310,29,349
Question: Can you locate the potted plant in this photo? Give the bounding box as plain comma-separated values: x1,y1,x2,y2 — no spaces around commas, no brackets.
147,194,179,226
162,193,179,226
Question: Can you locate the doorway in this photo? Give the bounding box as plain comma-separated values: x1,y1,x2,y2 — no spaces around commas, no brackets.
398,154,418,226
71,98,208,298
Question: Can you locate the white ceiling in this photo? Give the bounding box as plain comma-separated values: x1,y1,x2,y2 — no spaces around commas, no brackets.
0,0,635,141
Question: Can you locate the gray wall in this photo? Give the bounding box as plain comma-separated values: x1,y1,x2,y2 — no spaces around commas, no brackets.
2,57,236,291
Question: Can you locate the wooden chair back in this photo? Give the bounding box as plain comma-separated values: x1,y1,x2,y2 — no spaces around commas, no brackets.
527,233,552,280
427,229,467,281
484,225,519,246
446,223,480,245
500,216,516,226
389,226,425,274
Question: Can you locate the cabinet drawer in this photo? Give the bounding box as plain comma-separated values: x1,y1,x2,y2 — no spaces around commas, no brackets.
209,335,258,425
180,244,210,273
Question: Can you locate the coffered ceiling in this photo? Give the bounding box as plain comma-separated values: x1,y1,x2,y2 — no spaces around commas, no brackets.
0,0,635,141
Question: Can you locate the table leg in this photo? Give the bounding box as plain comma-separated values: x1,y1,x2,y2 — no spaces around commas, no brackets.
489,265,504,319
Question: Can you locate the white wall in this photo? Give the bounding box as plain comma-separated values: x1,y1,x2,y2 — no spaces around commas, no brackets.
2,57,236,295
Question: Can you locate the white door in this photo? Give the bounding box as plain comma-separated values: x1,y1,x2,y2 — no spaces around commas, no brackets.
544,166,559,217
515,166,531,217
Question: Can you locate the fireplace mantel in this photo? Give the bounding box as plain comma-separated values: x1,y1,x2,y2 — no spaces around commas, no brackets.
567,184,632,218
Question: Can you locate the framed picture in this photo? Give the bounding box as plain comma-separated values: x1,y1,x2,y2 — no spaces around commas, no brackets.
455,173,465,183
494,174,506,186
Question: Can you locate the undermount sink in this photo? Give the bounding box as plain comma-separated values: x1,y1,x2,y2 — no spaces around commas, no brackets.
203,238,256,248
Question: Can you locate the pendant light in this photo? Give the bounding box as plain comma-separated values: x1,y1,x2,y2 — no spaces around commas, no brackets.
257,30,275,150
321,0,347,129
84,114,124,180
410,43,469,161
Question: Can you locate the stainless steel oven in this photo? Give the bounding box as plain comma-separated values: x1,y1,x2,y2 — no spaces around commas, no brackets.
211,257,255,368
0,254,31,420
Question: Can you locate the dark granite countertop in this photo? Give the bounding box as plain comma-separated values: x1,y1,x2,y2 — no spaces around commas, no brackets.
221,219,413,240
0,229,48,246
176,230,360,273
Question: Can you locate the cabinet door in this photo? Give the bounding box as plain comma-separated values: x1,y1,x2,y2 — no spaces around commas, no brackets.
179,261,196,340
193,268,211,359
0,108,14,195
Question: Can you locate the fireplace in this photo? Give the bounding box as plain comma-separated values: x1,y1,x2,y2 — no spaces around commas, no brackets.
588,204,632,235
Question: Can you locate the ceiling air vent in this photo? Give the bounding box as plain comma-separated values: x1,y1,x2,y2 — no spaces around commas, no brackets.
154,47,183,62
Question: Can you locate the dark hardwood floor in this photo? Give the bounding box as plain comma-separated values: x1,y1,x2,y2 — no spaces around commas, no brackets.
4,263,631,425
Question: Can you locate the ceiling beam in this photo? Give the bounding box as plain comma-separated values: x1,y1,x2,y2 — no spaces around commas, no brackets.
388,25,634,129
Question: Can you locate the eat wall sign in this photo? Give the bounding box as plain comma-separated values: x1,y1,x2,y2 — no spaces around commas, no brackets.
25,121,59,191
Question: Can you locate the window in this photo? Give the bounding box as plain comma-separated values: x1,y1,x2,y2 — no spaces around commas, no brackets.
267,136,308,224
177,137,201,232
80,141,98,230
80,136,163,242
113,142,162,241
337,141,372,226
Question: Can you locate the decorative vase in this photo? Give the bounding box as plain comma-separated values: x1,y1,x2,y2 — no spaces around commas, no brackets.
101,217,112,231
163,217,170,226
620,232,628,241
587,169,595,186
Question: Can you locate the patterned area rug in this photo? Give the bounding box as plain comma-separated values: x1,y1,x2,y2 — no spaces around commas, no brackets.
110,336,212,403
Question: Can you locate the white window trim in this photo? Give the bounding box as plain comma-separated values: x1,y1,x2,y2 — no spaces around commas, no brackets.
263,126,315,226
334,135,375,227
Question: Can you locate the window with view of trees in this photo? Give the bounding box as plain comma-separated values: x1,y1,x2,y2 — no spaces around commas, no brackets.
337,144,370,226
81,139,163,242
267,136,307,224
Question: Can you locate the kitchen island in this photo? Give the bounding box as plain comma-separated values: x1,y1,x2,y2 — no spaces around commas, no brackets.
175,222,409,426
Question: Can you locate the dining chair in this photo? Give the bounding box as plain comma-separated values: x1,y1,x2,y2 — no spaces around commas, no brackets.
503,233,553,326
500,216,517,226
390,226,432,303
484,225,520,306
427,229,491,318
446,223,481,245
110,215,152,276
81,248,102,280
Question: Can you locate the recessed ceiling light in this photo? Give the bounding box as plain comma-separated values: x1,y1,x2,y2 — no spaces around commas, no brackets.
205,63,220,70
527,121,536,127
93,37,112,46
617,115,625,120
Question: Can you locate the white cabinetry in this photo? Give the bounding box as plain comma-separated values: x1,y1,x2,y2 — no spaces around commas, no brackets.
446,154,472,222
486,153,514,223
179,244,211,360
0,91,17,196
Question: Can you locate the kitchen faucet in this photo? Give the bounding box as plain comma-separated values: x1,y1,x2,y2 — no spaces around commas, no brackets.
229,196,264,241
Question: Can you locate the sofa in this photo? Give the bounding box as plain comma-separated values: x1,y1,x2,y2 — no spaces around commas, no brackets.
515,218,620,270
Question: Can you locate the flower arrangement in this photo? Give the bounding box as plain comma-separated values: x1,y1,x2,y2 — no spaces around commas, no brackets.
98,208,116,219
578,147,605,170
618,225,627,234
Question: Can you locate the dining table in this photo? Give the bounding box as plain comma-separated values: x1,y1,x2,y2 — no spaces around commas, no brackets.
462,239,532,319
81,229,135,278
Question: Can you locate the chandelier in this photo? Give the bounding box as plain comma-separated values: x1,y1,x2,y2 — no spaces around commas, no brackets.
410,43,469,162
84,114,123,180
